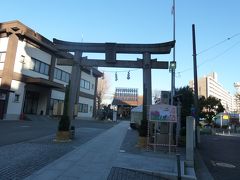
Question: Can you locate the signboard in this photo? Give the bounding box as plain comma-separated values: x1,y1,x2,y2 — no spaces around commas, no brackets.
222,114,229,120
149,104,177,122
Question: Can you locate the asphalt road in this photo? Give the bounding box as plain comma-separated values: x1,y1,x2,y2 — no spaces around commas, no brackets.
198,134,240,180
0,118,115,146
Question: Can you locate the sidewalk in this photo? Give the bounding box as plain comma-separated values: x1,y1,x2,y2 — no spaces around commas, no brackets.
24,121,193,180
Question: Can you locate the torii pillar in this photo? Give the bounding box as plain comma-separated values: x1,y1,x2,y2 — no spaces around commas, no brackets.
142,52,152,122
68,51,82,120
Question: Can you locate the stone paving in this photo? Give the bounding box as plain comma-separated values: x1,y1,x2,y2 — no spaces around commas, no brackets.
24,121,182,180
0,126,112,180
107,167,167,180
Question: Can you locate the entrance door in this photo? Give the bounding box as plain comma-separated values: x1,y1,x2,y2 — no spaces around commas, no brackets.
0,100,5,119
0,92,7,119
23,91,39,114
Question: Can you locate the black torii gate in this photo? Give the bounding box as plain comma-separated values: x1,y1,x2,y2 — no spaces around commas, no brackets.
53,38,175,124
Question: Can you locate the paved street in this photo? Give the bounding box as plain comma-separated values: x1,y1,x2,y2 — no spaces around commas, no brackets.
0,118,115,146
0,118,117,180
198,134,240,180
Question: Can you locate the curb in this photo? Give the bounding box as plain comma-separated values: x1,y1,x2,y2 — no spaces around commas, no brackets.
194,150,214,180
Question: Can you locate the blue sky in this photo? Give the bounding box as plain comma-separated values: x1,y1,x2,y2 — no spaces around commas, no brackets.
1,0,240,100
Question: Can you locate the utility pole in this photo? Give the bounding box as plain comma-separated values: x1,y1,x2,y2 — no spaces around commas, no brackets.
169,0,176,153
192,24,199,147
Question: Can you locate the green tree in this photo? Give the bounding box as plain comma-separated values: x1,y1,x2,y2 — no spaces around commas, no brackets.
198,96,206,119
199,96,225,124
175,86,194,127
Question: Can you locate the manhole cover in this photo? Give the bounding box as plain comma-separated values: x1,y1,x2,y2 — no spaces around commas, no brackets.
215,162,236,168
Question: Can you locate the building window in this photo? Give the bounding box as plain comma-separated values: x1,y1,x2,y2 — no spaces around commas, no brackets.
54,68,70,83
79,103,88,113
49,98,64,115
30,57,49,75
0,51,6,63
34,60,40,72
14,94,20,102
80,79,90,90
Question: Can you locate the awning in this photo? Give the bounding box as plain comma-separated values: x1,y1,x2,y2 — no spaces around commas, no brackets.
26,77,64,89
0,87,15,93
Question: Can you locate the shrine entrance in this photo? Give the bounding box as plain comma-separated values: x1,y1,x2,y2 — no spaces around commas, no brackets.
53,39,175,149
53,38,175,123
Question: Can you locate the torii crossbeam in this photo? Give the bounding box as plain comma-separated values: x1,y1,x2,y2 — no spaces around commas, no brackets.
53,38,175,124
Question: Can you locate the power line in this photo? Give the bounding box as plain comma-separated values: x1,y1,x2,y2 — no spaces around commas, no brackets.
177,33,240,76
198,39,240,67
197,33,240,56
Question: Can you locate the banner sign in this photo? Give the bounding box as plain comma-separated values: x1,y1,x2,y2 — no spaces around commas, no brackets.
149,104,177,122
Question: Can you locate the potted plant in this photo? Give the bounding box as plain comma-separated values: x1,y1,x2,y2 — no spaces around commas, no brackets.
56,84,71,141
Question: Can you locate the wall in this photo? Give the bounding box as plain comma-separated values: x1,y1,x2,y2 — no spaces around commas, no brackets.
51,90,65,100
54,59,72,87
6,80,25,120
37,91,48,115
0,37,8,70
14,41,50,79
80,71,96,95
78,96,94,118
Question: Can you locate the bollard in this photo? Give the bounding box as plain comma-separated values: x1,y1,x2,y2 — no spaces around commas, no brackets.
70,126,75,139
186,116,194,167
176,154,181,180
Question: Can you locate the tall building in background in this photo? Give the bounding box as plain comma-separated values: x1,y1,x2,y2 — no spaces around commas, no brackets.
189,72,236,112
234,82,240,113
0,21,102,120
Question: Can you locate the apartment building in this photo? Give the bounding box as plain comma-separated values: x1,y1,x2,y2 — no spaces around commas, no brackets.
189,72,235,112
0,20,102,120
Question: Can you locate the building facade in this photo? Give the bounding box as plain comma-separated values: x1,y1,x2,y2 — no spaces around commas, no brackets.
189,72,236,112
112,88,142,119
0,20,102,120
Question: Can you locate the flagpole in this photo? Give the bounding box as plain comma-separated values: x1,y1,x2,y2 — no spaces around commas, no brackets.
169,0,176,154
171,0,176,105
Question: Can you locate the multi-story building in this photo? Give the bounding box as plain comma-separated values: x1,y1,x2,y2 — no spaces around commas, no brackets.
0,20,102,120
189,72,235,112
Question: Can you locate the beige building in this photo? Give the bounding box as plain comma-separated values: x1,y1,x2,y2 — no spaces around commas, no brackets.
189,72,236,112
0,20,102,120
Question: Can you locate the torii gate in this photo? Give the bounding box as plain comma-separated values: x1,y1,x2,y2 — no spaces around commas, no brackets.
53,38,175,123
